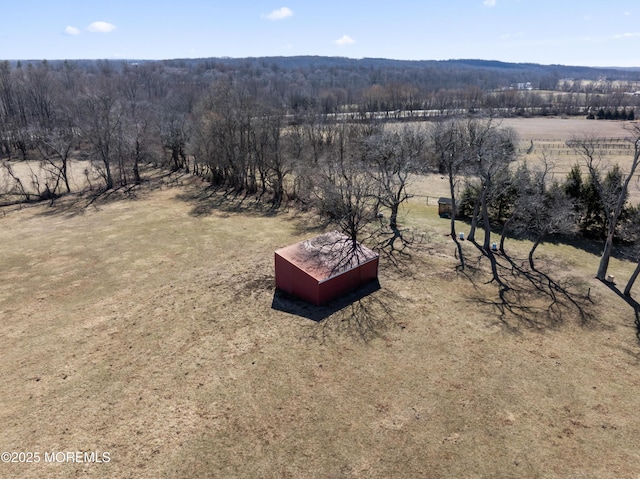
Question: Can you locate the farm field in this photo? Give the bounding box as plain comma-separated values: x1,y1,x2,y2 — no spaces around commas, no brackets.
503,118,640,190
410,117,640,204
501,117,635,140
1,118,640,478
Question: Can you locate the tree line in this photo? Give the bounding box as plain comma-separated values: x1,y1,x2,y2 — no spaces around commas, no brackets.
434,118,640,297
1,58,639,199
2,58,640,300
587,108,636,121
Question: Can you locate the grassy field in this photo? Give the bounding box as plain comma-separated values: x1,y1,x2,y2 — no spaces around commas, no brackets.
0,160,100,201
2,118,640,478
2,166,640,478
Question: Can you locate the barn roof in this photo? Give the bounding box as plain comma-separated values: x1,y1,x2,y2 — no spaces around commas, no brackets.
275,231,379,282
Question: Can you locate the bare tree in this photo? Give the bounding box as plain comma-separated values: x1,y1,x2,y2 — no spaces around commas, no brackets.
460,119,518,285
619,207,640,297
0,160,32,202
314,123,378,249
570,126,640,280
513,171,577,269
252,109,292,207
33,126,76,195
429,118,467,268
466,119,518,251
159,101,189,173
75,80,124,190
117,104,162,187
364,124,425,241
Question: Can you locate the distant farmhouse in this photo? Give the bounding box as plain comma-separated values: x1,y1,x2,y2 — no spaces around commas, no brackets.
512,82,533,91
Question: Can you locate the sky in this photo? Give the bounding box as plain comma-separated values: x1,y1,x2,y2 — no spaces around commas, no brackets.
2,0,640,67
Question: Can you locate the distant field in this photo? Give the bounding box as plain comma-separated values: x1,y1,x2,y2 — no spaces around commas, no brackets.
500,117,635,140
407,117,640,204
1,169,640,478
502,118,640,203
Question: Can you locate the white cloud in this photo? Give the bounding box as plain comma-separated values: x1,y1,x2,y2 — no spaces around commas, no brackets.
334,34,355,46
264,7,293,21
483,0,496,7
614,32,640,39
500,31,524,40
87,21,117,33
64,26,80,35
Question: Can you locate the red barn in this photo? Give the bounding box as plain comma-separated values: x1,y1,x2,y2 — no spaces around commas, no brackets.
274,231,379,305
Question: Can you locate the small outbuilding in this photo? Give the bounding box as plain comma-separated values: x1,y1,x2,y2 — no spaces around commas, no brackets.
438,197,457,218
274,231,379,305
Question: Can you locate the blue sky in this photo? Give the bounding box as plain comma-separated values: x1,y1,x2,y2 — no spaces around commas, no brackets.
2,0,639,67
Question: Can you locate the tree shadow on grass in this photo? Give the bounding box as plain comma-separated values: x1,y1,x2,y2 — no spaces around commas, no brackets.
175,184,280,218
27,168,186,219
28,183,142,219
288,210,334,236
372,225,424,265
466,247,597,333
599,279,640,343
272,279,401,343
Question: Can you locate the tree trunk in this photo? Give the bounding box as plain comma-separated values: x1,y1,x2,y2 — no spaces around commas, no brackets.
481,186,492,252
62,159,71,193
448,172,464,269
103,165,113,190
624,261,640,296
499,215,513,254
389,202,399,229
477,184,502,285
468,193,480,242
529,237,541,270
596,225,616,280
133,139,141,185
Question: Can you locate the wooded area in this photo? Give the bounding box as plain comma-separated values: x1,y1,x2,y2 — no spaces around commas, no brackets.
2,57,640,295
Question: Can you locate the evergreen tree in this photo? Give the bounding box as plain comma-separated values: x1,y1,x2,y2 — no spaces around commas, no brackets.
580,172,606,238
563,164,583,201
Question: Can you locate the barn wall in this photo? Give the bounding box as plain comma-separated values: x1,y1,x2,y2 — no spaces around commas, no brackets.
318,268,359,305
359,257,379,283
274,253,321,305
275,252,379,306
318,258,379,305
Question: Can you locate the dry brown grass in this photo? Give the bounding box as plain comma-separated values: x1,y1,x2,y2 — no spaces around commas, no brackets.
0,160,101,203
2,162,640,478
500,117,634,140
